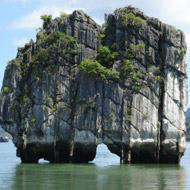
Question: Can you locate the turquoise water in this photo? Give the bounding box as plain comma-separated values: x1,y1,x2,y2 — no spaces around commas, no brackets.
0,142,190,190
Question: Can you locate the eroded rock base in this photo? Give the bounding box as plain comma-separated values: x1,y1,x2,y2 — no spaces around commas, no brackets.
18,142,97,163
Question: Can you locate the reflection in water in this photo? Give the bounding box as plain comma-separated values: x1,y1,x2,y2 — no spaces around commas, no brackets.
12,164,185,190
0,142,189,190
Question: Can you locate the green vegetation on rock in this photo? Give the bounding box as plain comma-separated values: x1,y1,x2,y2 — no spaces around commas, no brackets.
79,59,119,80
23,94,29,102
120,59,134,78
84,101,95,113
32,30,78,67
179,49,185,61
143,114,149,119
8,59,20,67
46,97,55,111
79,45,120,80
148,66,160,74
120,44,144,88
129,43,145,54
41,14,52,28
132,85,142,92
96,46,118,68
31,118,36,123
36,33,47,40
60,12,69,18
125,115,132,122
3,86,11,93
120,12,146,28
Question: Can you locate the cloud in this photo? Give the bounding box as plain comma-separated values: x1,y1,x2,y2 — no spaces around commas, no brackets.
126,0,190,31
3,0,190,56
5,5,75,30
3,0,190,31
3,0,31,3
13,37,29,47
161,1,190,30
6,9,42,30
3,0,190,44
20,0,29,3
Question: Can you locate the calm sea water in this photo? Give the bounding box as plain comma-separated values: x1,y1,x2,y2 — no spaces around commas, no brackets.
0,142,190,190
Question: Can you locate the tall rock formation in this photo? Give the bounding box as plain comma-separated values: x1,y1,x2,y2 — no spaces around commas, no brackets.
0,6,188,164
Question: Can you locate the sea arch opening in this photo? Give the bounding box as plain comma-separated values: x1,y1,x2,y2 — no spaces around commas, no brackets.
91,143,120,165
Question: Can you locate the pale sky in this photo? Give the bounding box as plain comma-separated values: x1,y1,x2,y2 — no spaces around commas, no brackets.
0,0,190,106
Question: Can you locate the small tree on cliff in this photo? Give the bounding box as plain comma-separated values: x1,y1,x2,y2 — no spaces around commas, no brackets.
41,14,52,28
96,46,118,68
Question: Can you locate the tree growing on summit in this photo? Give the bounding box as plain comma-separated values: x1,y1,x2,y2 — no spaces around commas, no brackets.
41,14,52,28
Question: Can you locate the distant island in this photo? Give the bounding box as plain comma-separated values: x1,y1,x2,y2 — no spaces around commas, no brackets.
0,125,11,141
0,136,9,142
186,108,190,141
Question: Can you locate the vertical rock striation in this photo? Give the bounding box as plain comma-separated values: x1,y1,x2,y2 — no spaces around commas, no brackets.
0,7,188,163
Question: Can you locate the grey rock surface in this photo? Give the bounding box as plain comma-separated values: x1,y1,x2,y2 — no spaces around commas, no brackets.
0,7,187,164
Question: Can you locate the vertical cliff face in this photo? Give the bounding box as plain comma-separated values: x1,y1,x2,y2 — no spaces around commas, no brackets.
0,6,188,164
